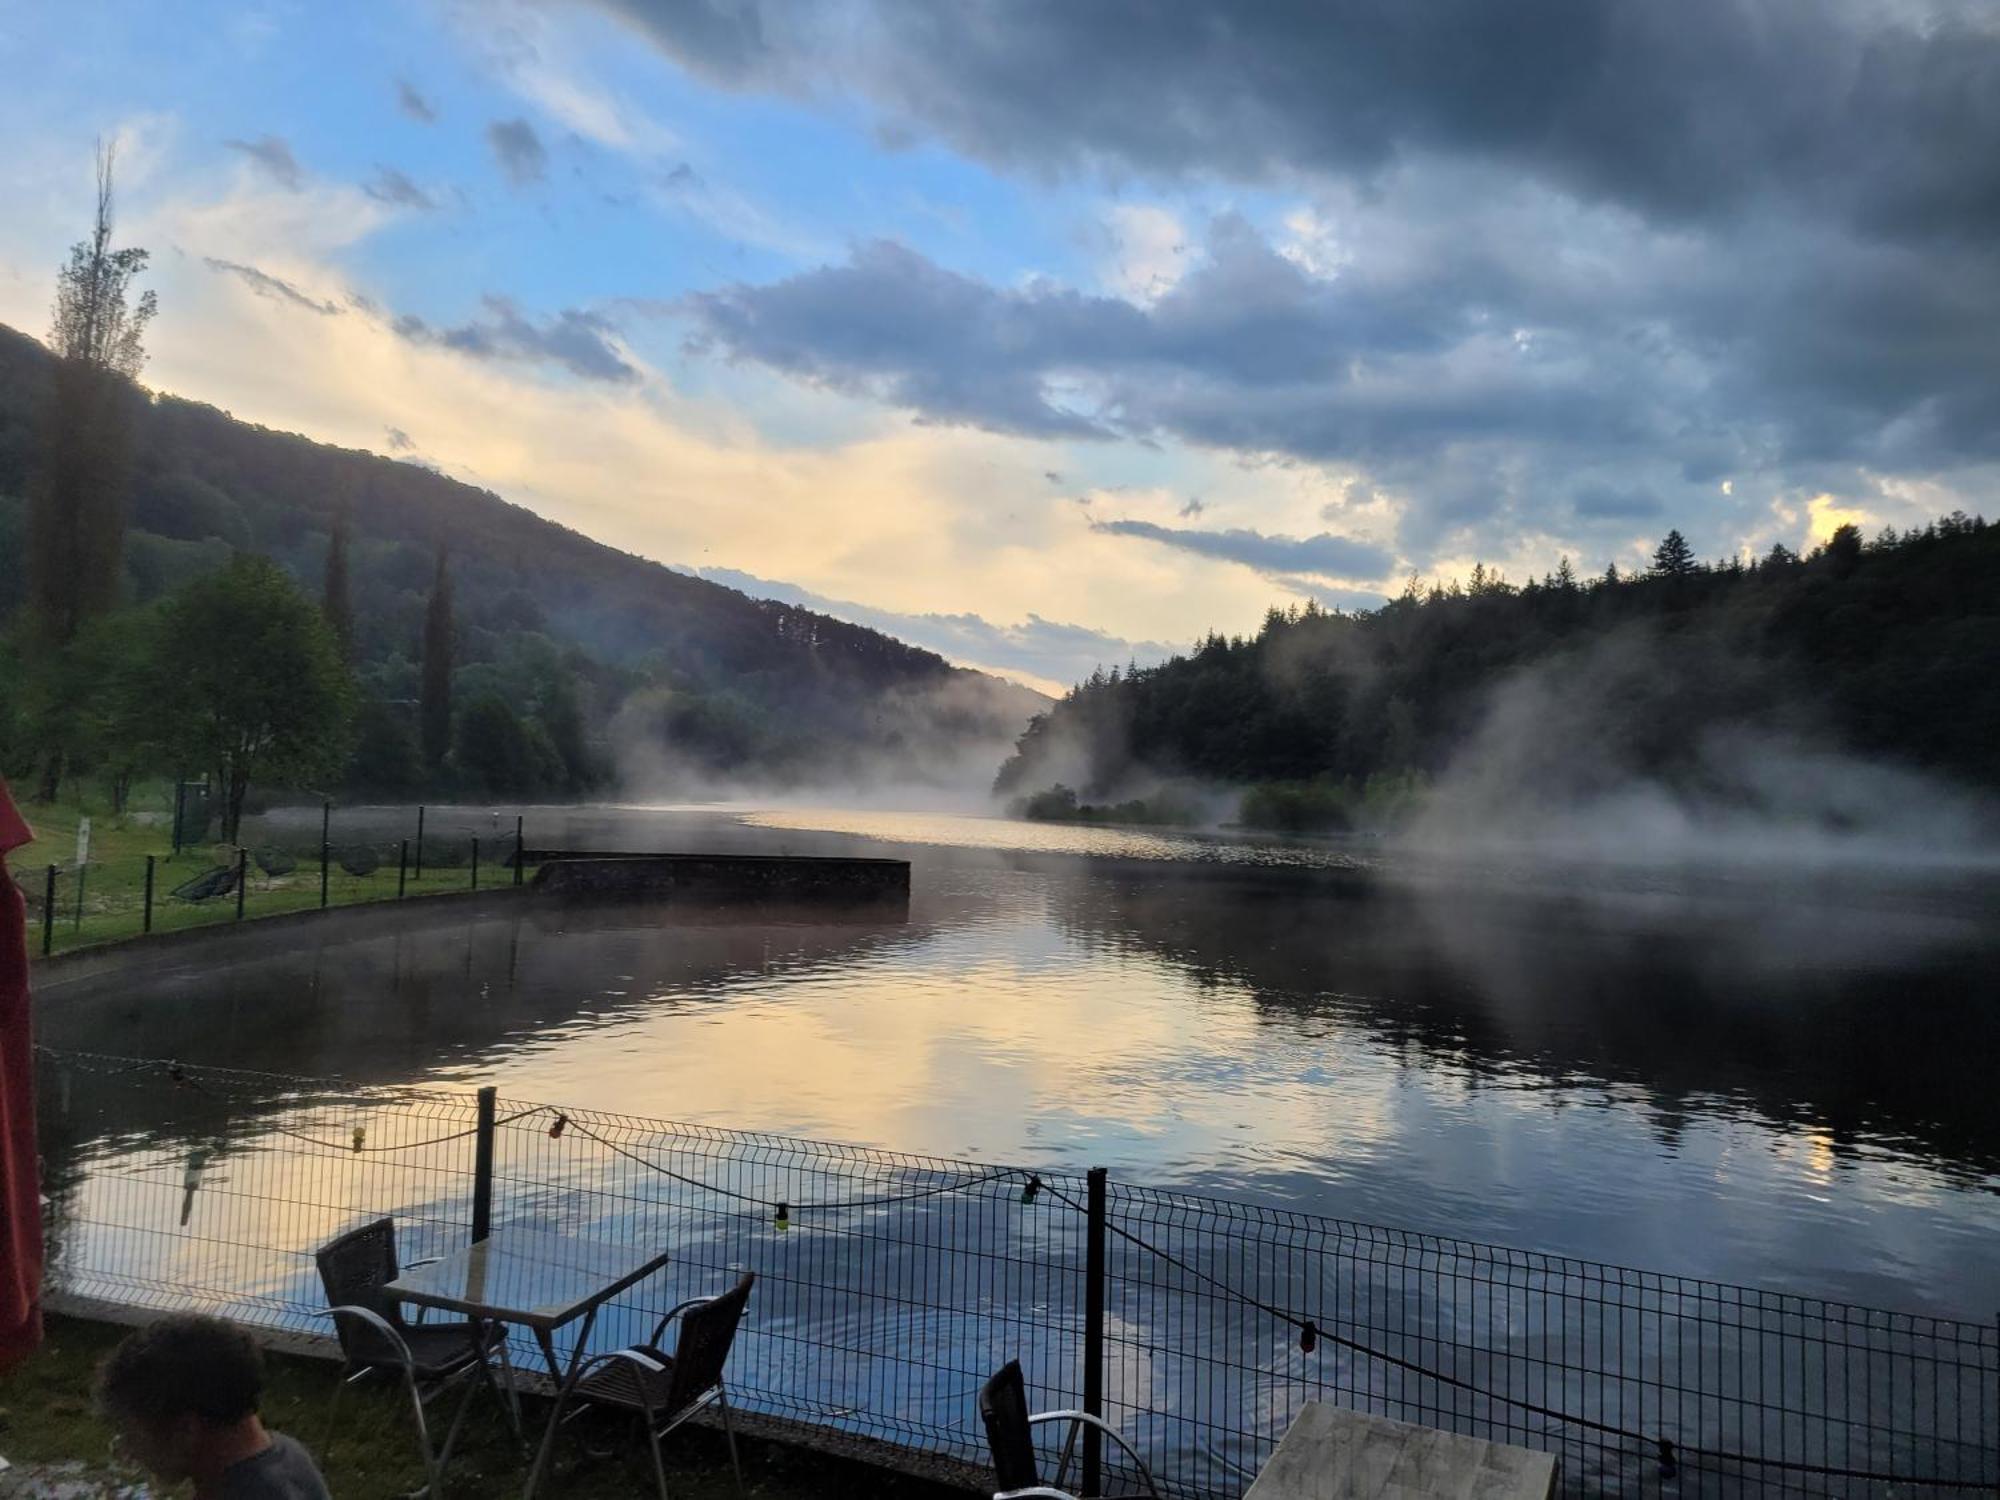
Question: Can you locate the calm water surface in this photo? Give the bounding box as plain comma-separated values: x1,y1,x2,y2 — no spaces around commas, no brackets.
39,804,2000,1318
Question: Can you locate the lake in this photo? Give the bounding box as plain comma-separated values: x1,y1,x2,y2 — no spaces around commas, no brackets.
38,802,2000,1319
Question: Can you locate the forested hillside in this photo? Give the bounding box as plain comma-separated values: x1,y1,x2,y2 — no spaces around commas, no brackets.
996,520,2000,833
0,323,1043,799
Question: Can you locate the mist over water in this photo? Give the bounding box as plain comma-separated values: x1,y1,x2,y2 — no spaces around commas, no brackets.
1403,637,2000,873
44,803,2000,1323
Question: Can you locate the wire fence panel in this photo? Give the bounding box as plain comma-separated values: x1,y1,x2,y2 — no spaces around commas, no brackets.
33,1048,2000,1498
1100,1183,1998,1497
17,804,524,956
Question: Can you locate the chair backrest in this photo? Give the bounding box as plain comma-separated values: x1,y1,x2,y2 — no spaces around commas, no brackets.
979,1359,1041,1492
665,1272,755,1414
315,1217,405,1363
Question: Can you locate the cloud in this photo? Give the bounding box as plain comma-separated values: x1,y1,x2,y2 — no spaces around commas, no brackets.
600,0,2000,570
690,566,1173,693
677,189,2000,567
222,134,303,190
1573,485,1663,520
485,117,548,186
1093,519,1393,580
396,79,437,123
392,295,638,382
595,0,2000,245
1178,497,1204,519
202,258,342,315
363,167,439,211
384,426,415,451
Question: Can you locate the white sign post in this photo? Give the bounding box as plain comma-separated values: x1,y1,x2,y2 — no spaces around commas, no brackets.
72,816,91,931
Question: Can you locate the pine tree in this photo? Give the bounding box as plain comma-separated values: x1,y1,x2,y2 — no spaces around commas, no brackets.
1651,528,1697,578
322,497,354,664
1554,556,1577,592
420,544,454,773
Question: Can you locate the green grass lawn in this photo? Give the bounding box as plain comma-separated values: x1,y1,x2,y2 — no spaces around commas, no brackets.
0,1316,971,1498
14,785,516,959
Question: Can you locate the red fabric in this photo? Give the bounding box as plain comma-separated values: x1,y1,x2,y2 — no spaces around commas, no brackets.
0,775,39,1371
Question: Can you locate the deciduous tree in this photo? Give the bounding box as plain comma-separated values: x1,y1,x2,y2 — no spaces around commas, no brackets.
155,554,355,843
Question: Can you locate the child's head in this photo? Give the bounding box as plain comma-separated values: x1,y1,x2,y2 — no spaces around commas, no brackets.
96,1314,267,1482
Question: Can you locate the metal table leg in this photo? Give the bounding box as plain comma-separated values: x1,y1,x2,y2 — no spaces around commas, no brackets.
522,1305,601,1500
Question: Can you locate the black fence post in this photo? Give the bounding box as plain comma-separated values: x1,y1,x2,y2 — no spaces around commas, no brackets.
470,837,479,890
1084,1165,1108,1498
398,839,408,899
143,855,155,935
514,816,524,887
414,805,426,882
234,847,248,922
471,1086,497,1244
41,866,56,957
319,800,331,910
172,780,185,859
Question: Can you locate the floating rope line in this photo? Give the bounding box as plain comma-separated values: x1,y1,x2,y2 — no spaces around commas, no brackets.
552,1112,1026,1214
1041,1182,1995,1491
40,1047,544,1154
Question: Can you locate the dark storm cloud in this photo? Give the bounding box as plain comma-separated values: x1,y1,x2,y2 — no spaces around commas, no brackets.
486,117,548,186
364,166,439,211
203,258,342,315
1093,520,1392,580
394,296,637,382
682,217,1669,458
1572,485,1663,520
223,134,303,190
396,79,438,123
593,0,2000,243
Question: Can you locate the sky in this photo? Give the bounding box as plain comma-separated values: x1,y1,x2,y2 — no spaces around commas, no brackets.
2,0,1996,695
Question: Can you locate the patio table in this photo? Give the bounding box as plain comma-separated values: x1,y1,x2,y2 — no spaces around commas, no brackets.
385,1227,672,1498
1243,1403,1556,1499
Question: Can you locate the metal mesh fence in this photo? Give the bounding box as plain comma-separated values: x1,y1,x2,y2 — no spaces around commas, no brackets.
35,1048,1999,1497
18,803,522,956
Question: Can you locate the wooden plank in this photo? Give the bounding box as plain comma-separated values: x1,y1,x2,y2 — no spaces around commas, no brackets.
1245,1404,1556,1500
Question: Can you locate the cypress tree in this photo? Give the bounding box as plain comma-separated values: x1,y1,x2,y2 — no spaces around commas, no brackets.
420,544,454,773
322,497,354,664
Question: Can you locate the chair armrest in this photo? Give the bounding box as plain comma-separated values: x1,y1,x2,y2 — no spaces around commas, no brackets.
324,1304,416,1369
646,1296,715,1349
1027,1411,1162,1499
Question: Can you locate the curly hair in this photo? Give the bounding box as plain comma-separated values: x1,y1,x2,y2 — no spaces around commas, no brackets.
96,1314,265,1427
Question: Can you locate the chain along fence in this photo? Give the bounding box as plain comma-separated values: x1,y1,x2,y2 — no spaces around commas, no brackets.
18,803,528,957
33,1048,1999,1498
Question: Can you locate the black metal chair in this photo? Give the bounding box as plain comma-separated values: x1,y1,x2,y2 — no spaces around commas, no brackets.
315,1216,517,1494
548,1272,756,1499
979,1360,1159,1500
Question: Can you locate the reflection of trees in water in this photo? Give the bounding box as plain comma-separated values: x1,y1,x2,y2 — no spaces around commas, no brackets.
1044,862,2000,1180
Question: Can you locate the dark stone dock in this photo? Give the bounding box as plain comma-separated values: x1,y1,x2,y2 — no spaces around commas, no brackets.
526,850,910,907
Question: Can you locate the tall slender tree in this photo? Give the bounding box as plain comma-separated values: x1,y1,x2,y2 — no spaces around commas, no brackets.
419,543,455,773
28,141,155,646
322,496,354,664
